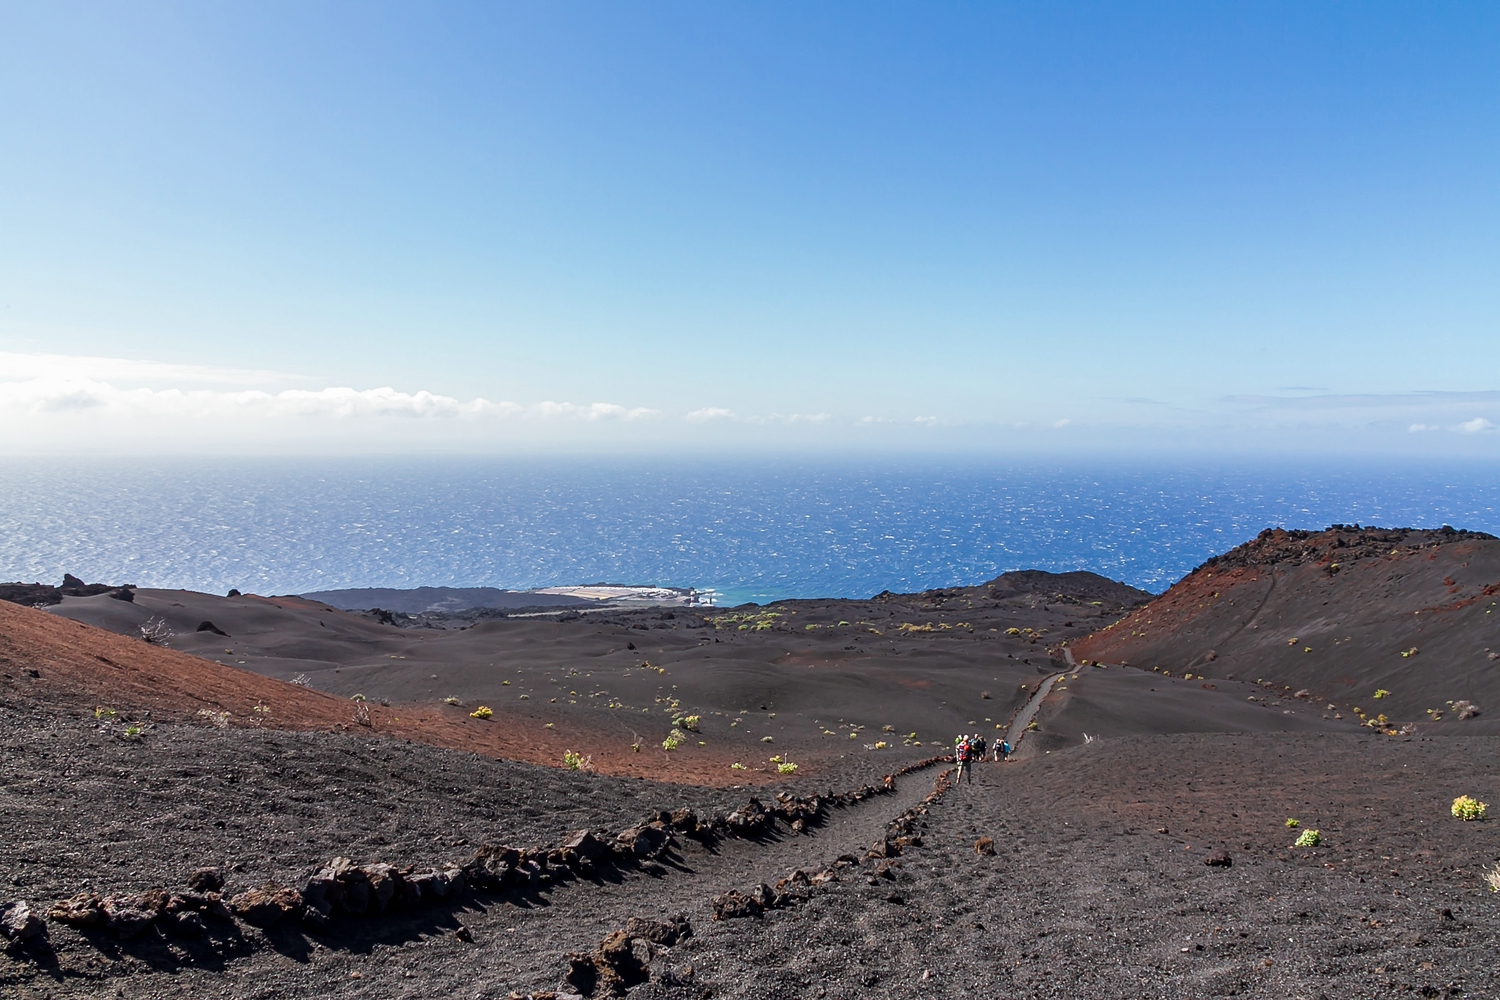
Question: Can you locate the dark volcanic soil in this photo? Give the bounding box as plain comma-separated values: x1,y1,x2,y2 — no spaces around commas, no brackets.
7,549,1500,998
4,704,1498,999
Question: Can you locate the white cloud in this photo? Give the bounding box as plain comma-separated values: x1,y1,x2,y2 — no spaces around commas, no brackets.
0,376,656,423
0,351,300,385
1053,418,1071,428
685,407,736,423
1409,423,1437,432
1459,417,1495,434
745,412,832,425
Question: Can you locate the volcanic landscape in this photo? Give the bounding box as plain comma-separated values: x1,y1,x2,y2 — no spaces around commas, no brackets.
3,525,1499,999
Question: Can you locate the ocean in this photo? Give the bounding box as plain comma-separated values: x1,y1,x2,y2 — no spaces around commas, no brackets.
1,457,1497,605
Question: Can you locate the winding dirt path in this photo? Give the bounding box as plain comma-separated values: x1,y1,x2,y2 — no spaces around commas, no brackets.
1004,670,1065,754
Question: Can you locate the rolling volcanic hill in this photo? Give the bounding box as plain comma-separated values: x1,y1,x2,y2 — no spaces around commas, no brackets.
1069,525,1500,733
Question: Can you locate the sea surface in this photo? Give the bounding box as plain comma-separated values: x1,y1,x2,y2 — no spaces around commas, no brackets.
1,458,1497,605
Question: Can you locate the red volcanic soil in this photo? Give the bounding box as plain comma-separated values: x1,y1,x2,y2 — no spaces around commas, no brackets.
0,600,751,786
1070,525,1500,733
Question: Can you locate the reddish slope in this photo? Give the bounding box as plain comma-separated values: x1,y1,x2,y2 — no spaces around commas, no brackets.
1069,526,1500,731
0,600,755,785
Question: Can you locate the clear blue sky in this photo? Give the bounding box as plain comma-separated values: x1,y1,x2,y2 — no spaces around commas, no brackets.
1,2,1497,454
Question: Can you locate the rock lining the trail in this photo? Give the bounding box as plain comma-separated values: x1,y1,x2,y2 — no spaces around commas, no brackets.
710,764,959,923
5,757,952,954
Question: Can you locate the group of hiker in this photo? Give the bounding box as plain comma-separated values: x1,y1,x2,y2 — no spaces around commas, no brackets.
953,731,1009,784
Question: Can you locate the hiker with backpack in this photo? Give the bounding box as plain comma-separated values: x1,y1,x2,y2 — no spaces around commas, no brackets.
955,733,973,784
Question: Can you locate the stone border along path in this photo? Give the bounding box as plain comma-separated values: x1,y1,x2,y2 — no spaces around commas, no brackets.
3,755,955,970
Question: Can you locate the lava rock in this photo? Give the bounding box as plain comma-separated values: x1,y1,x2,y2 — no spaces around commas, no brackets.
0,901,45,942
1204,851,1233,867
711,889,764,920
46,892,103,928
187,867,225,893
102,889,169,938
561,829,608,862
229,884,303,928
975,836,996,856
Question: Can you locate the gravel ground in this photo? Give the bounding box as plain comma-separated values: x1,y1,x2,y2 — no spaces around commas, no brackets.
6,718,1500,999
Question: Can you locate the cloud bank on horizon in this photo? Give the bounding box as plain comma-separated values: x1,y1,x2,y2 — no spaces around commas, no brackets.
2,350,1497,456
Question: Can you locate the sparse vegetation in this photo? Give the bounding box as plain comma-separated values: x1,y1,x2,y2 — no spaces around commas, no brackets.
709,610,782,631
1485,863,1500,893
662,730,685,751
139,616,173,643
1293,828,1322,848
443,696,461,705
676,714,701,731
563,750,592,771
351,693,367,702
353,702,372,727
94,706,117,721
1373,689,1390,699
730,762,746,770
1453,700,1481,719
122,724,143,739
761,735,774,743
777,761,798,774
469,706,493,719
1452,795,1488,820
196,709,230,729
1285,818,1300,828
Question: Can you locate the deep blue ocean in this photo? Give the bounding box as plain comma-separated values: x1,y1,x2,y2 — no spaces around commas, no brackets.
1,458,1497,605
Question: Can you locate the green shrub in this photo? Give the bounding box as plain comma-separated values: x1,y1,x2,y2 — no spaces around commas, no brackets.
1374,689,1390,700
1285,817,1300,828
563,750,590,771
469,706,493,719
1293,829,1321,848
1452,795,1488,820
777,761,798,774
662,730,685,751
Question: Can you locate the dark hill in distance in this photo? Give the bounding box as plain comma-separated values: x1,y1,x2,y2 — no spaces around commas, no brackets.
1071,525,1500,734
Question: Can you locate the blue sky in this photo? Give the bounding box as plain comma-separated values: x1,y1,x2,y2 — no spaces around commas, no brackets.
1,2,1498,454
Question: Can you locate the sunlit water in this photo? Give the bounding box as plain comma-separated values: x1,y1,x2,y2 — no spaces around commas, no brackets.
1,457,1496,604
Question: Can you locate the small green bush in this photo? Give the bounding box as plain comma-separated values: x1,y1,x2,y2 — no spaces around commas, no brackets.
1285,817,1300,828
777,761,798,774
1452,795,1488,820
563,750,590,771
1374,689,1390,700
1293,829,1321,848
662,730,685,751
469,706,493,719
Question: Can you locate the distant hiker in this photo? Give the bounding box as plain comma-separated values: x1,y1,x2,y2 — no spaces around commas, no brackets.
971,733,987,761
955,734,972,784
999,739,1012,761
